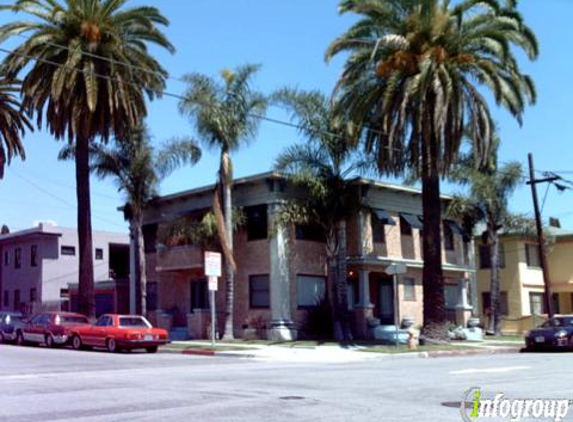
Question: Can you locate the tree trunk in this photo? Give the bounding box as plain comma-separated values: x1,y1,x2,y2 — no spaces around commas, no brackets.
221,150,234,340
326,226,338,340
335,219,353,341
134,212,147,317
132,221,142,315
421,126,446,337
487,227,501,335
75,137,95,319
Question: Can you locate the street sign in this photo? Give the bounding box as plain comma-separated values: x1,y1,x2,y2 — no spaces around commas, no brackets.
204,251,222,277
385,263,407,275
208,276,218,292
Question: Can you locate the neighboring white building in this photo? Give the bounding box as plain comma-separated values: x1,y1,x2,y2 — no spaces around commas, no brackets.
0,223,129,315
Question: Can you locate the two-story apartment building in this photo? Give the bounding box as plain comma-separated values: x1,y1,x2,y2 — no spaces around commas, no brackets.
476,226,573,333
142,172,474,340
0,223,129,315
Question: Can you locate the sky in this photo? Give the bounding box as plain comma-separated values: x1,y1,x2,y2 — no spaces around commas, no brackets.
0,0,572,234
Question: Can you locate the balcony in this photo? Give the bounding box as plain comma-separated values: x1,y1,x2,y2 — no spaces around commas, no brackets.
156,245,203,273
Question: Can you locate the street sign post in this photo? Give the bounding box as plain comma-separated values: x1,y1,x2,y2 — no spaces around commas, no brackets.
385,263,408,347
204,251,222,347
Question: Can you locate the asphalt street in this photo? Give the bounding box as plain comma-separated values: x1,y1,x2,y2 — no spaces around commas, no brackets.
0,344,571,422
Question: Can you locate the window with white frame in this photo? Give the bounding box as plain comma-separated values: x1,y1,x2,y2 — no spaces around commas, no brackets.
403,278,416,301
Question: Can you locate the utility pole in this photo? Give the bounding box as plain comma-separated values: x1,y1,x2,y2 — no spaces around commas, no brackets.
527,153,558,319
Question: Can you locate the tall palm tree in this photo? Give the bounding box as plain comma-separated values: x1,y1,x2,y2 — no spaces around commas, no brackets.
179,64,268,339
273,88,372,341
59,126,201,316
0,76,31,178
326,0,538,334
0,0,174,318
447,139,525,335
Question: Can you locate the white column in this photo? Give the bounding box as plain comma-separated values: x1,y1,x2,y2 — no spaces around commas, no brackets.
268,203,296,340
356,269,372,308
129,223,136,314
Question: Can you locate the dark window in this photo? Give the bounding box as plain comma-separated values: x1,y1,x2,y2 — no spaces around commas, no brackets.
190,280,209,310
443,223,454,251
400,216,412,236
297,275,326,308
14,290,20,310
31,245,38,267
61,246,76,256
147,282,158,312
482,292,509,315
95,248,104,260
30,288,37,303
249,275,270,308
372,213,386,244
3,291,8,307
4,250,9,266
95,316,113,327
403,278,416,301
246,205,268,241
142,224,157,254
526,244,541,268
14,248,21,269
529,292,545,315
553,293,560,314
295,223,325,242
479,244,505,269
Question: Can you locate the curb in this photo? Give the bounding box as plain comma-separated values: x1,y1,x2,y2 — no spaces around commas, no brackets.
424,347,520,358
160,347,255,359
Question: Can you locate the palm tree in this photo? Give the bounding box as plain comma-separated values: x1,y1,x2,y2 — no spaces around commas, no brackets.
0,0,174,318
178,64,268,339
0,76,31,178
326,0,538,334
59,126,201,316
273,88,372,341
447,140,524,335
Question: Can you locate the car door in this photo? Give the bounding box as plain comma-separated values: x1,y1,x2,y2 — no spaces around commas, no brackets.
92,315,112,347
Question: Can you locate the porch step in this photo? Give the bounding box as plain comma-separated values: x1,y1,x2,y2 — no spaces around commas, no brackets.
169,327,191,341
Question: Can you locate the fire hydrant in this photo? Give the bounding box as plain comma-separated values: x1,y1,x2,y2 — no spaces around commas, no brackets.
407,327,419,350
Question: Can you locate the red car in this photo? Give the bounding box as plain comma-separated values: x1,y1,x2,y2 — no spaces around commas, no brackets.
70,314,169,353
16,312,90,348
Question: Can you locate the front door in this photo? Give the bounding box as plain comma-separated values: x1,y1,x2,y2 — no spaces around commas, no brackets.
379,279,395,325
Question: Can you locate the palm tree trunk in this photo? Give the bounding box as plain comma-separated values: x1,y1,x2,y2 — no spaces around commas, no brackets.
75,137,95,319
221,149,234,340
487,227,502,335
134,212,147,317
421,122,446,337
326,226,338,339
336,219,352,341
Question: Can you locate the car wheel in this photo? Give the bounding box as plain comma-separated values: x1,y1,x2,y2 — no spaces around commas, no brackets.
45,334,55,348
146,346,158,354
16,331,25,346
71,335,83,351
106,338,119,353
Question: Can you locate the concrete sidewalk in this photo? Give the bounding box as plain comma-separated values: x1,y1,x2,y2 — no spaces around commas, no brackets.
160,338,523,362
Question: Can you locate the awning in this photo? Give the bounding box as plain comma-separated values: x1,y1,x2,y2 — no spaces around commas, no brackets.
373,209,396,226
400,213,423,230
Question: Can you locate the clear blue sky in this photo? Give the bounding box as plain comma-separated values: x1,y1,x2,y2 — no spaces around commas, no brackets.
1,0,572,233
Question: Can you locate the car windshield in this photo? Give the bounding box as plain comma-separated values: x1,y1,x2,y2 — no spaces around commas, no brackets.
58,316,89,324
119,317,151,328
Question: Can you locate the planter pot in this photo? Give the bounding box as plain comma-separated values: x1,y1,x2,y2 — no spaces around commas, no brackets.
467,317,480,328
401,317,415,329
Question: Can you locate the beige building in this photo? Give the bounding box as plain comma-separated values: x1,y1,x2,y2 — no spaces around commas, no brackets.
476,227,573,333
142,172,474,340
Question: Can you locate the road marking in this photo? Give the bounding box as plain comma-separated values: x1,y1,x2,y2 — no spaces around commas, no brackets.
450,366,531,375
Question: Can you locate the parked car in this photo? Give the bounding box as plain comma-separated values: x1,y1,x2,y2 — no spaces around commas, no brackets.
0,312,25,343
524,316,573,350
69,314,169,353
16,312,90,347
